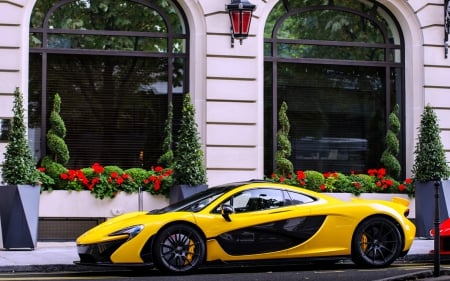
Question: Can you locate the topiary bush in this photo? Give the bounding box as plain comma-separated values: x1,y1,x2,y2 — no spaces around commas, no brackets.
173,93,207,186
45,93,69,165
2,87,40,185
380,104,401,180
412,104,450,182
275,101,294,177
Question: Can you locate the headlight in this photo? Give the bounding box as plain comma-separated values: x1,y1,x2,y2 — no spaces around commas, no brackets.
109,225,144,240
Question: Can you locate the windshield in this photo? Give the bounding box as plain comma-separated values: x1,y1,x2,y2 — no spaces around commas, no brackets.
149,183,241,214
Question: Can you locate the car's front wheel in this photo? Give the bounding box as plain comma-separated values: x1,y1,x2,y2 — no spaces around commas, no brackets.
351,216,402,267
153,224,205,273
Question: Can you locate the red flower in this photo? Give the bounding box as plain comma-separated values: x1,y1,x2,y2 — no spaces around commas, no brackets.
405,178,413,184
38,167,46,172
110,172,118,179
368,169,377,176
154,166,164,173
377,168,386,179
92,163,104,174
296,171,306,181
60,173,68,180
398,184,406,192
68,170,77,180
154,180,161,191
320,184,326,191
116,177,124,185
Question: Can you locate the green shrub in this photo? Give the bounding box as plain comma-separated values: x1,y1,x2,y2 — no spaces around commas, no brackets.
412,104,450,182
124,168,150,186
2,88,40,185
304,170,324,192
332,172,353,193
104,166,124,175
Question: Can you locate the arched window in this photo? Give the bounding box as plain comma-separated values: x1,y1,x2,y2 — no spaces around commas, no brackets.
264,0,404,176
29,0,189,168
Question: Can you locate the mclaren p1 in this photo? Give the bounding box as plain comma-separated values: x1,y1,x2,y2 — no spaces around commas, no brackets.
76,180,416,273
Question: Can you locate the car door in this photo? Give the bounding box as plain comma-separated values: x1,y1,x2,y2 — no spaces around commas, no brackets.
196,187,320,257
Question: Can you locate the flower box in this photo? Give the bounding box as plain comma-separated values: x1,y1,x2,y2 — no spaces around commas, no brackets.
39,190,169,218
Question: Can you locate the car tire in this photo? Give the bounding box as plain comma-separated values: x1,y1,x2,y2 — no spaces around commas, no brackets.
351,216,402,268
153,224,205,273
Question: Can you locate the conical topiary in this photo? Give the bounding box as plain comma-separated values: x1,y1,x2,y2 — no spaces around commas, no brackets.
2,87,39,185
275,101,294,177
173,93,207,186
412,104,450,182
380,104,401,180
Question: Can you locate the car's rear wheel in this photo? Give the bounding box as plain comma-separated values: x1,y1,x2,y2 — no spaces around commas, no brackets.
153,224,205,273
351,217,402,267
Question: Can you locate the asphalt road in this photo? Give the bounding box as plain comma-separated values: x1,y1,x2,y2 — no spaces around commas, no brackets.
0,261,449,281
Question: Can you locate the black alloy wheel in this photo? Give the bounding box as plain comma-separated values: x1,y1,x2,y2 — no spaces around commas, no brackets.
153,224,205,273
351,216,402,267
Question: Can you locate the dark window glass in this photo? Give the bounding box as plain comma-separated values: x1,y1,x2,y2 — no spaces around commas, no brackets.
29,0,188,169
222,188,285,213
286,191,315,205
264,0,404,176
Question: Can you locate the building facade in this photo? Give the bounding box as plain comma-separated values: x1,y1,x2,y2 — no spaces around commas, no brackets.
0,0,448,187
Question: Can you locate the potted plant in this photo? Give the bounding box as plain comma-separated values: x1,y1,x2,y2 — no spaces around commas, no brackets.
170,93,207,203
380,104,401,180
0,87,41,249
40,93,69,190
412,104,450,237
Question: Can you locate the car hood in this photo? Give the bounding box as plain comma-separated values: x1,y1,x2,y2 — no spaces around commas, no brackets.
76,211,197,244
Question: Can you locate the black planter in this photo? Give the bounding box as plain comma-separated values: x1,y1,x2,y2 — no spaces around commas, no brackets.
415,180,450,238
0,185,40,250
169,184,208,204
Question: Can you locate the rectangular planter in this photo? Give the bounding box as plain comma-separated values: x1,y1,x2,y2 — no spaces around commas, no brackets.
39,190,170,218
414,180,450,238
0,185,40,250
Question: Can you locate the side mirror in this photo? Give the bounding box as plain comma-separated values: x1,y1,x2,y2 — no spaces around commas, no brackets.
221,204,234,222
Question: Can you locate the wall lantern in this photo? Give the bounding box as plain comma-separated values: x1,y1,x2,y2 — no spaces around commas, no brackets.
226,0,256,48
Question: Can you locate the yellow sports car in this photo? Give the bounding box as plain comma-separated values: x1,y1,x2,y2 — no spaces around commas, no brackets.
76,180,415,273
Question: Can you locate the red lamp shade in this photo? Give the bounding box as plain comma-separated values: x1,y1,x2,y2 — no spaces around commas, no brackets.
226,0,256,47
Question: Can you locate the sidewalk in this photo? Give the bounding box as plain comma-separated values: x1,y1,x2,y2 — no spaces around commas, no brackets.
0,238,438,273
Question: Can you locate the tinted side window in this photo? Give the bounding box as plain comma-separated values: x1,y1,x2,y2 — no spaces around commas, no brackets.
286,191,315,205
219,188,286,213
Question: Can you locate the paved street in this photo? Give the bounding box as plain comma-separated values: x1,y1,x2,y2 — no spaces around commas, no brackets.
1,238,449,281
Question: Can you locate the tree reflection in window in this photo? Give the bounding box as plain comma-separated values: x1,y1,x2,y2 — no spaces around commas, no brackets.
29,0,189,168
264,0,404,176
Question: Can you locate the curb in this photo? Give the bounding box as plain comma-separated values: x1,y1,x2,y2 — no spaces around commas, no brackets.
0,264,114,273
